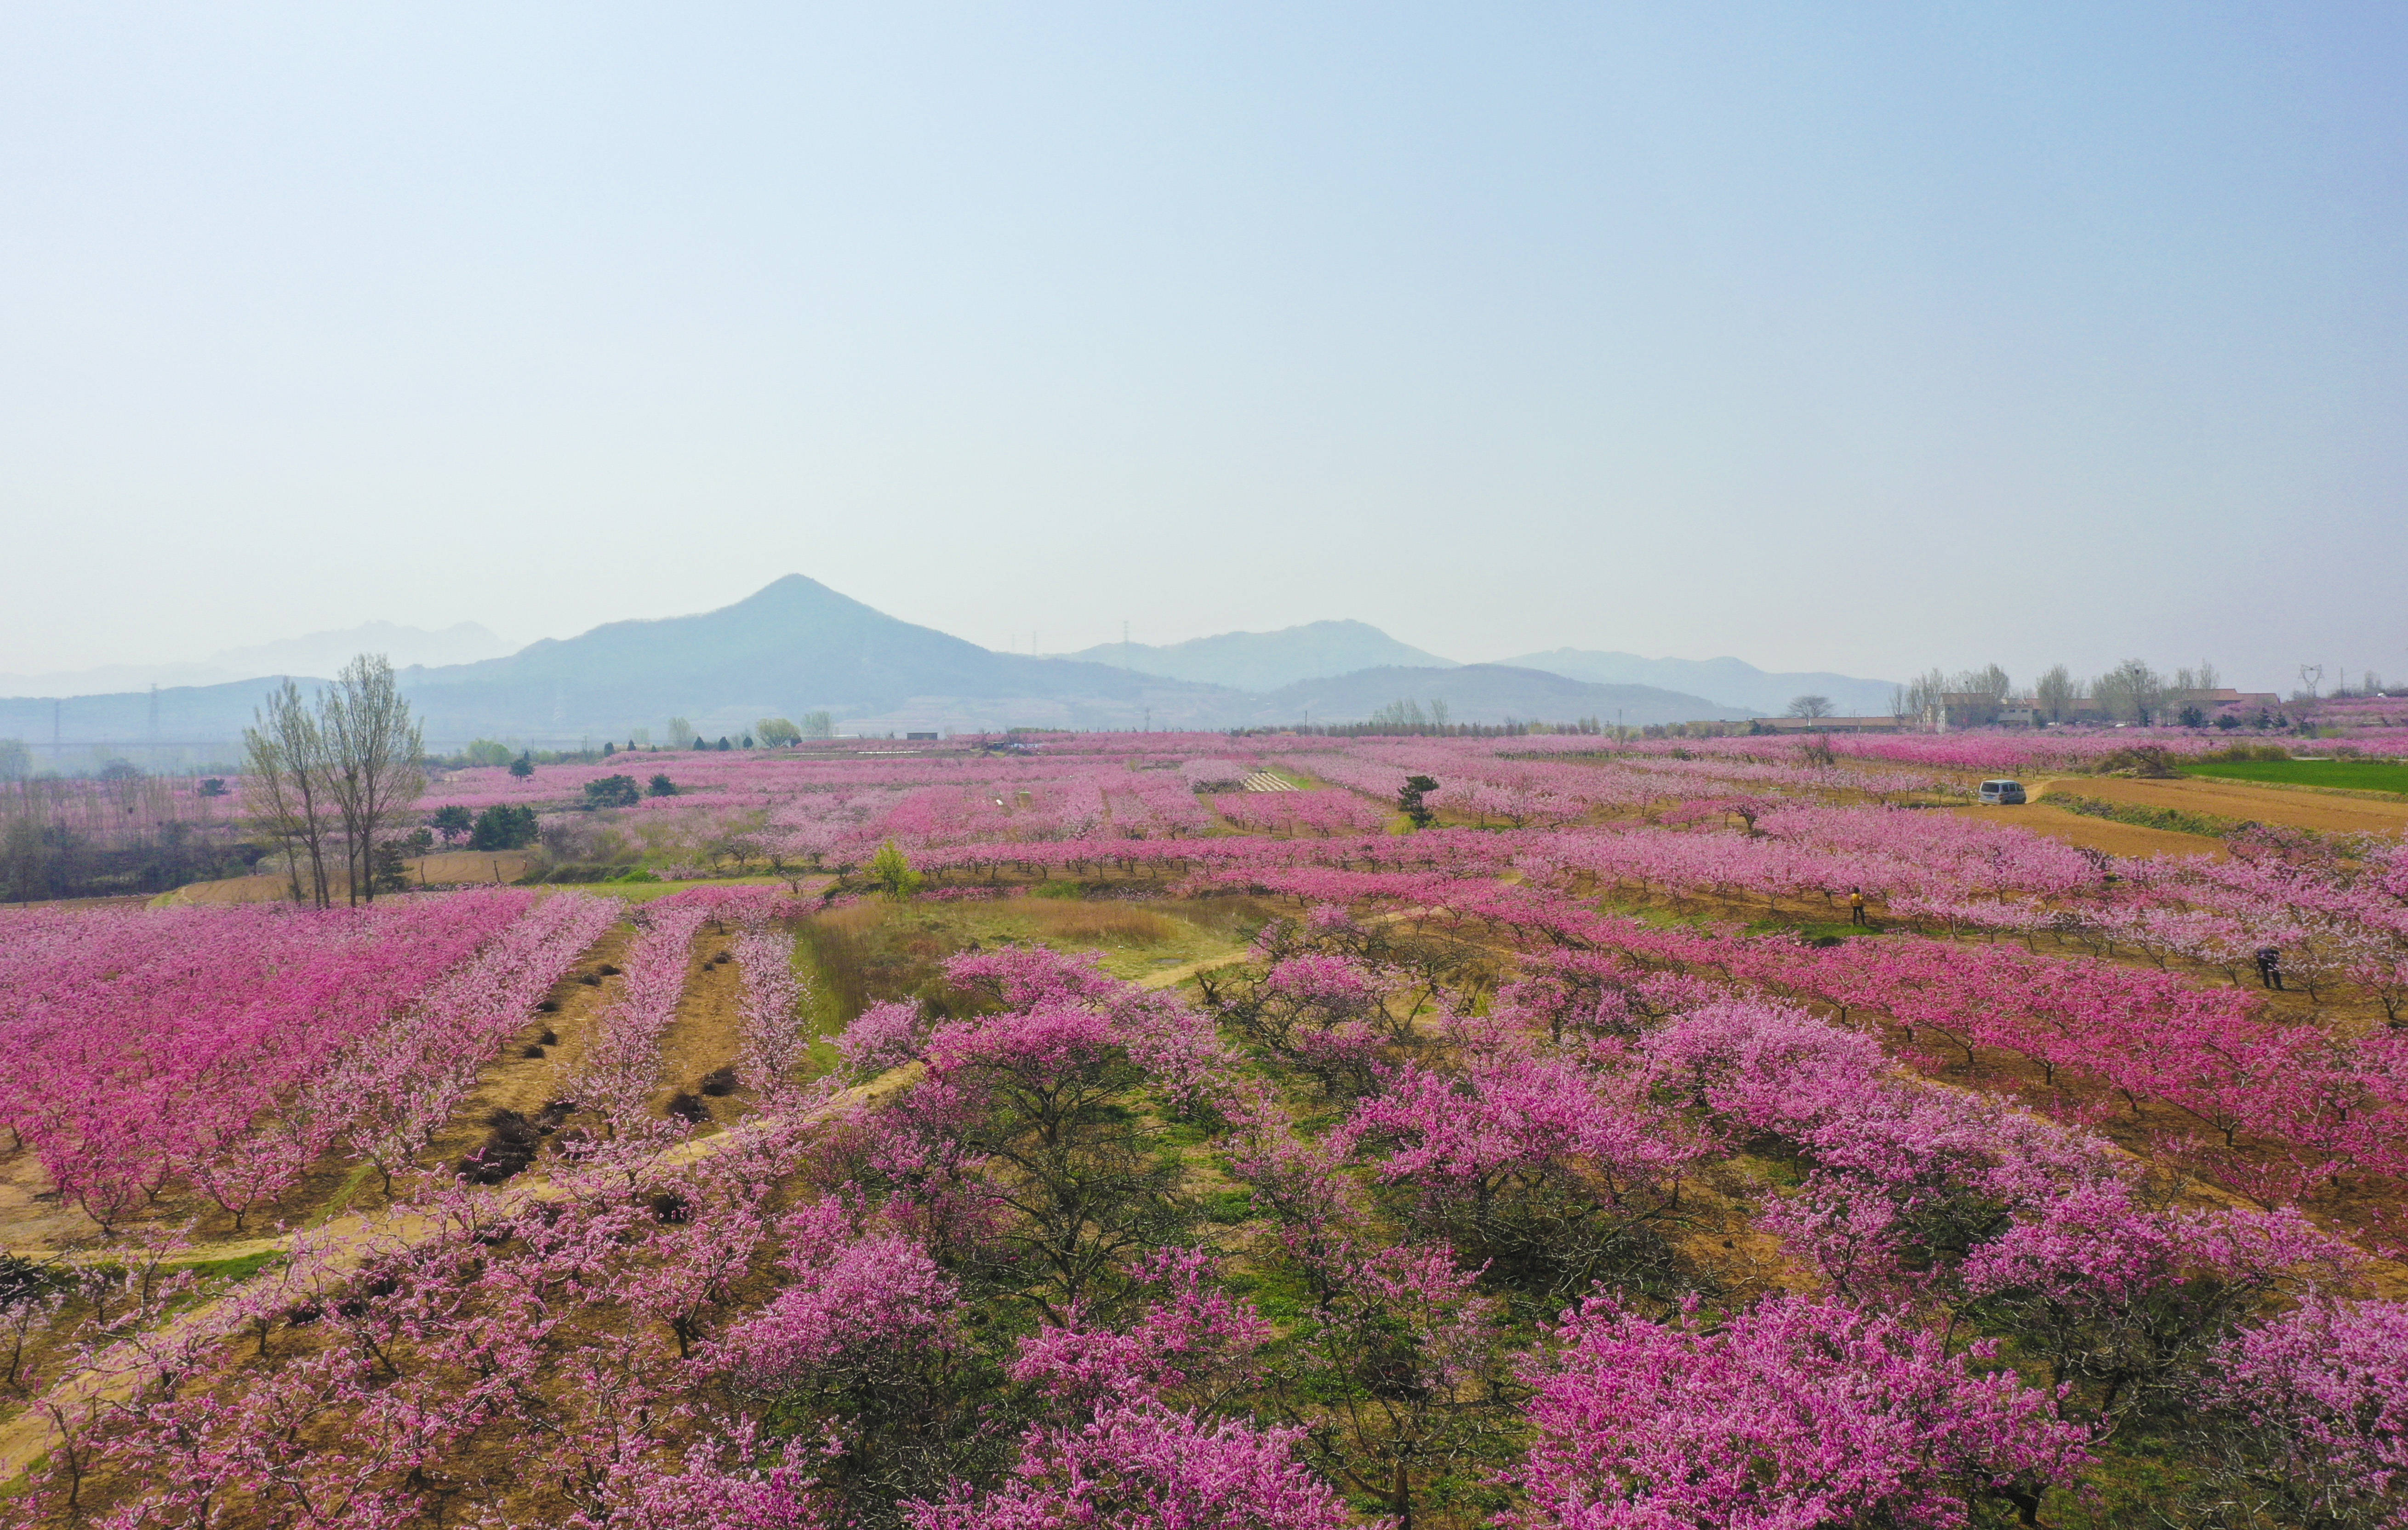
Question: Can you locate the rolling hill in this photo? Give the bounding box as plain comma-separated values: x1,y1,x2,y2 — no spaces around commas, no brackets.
0,579,1765,758
1259,664,1749,728
1500,649,1898,716
1061,621,1457,691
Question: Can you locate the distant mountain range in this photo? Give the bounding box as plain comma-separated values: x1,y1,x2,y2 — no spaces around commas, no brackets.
1060,621,1457,691
1067,624,1894,716
1260,665,1747,728
0,578,1891,759
1497,650,1900,717
0,622,514,699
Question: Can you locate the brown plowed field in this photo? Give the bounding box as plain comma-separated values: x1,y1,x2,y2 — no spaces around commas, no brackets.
419,921,633,1175
155,851,536,905
652,921,753,1128
2035,775,2408,836
1951,801,2225,858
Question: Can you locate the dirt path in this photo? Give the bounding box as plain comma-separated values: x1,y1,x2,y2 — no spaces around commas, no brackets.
0,1057,926,1484
416,922,635,1185
1134,951,1251,991
651,922,753,1129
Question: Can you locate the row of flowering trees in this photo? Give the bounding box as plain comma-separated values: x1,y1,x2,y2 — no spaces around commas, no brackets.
1214,863,2408,1216
0,891,606,1231
8,888,2404,1526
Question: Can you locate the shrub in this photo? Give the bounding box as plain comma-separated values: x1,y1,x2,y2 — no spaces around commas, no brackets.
870,839,922,900
459,1108,542,1184
469,804,540,851
582,775,641,810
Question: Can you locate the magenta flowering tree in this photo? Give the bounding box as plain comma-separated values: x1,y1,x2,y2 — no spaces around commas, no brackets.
1956,1194,2364,1434
701,1199,992,1513
1254,1239,1520,1529
833,997,933,1081
564,902,712,1159
1010,1249,1270,1413
0,890,549,1230
1348,1052,1705,1298
1490,949,1720,1047
716,1202,963,1401
913,1246,1352,1530
729,920,831,1117
905,1398,1355,1530
910,1002,1191,1317
1203,946,1428,1097
1507,1295,2092,1530
2198,1295,2408,1525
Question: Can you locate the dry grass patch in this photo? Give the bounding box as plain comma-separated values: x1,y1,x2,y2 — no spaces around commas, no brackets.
1016,900,1180,946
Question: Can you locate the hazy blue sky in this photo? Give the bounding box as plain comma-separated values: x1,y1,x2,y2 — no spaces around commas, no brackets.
4,4,2402,692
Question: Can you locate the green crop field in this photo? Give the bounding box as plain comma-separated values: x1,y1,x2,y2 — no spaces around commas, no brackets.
2181,757,2408,795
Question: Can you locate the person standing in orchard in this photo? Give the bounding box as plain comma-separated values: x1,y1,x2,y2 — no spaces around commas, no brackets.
2255,945,2285,991
1849,886,1868,926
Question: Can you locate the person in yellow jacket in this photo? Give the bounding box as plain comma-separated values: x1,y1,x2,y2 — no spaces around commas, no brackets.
1849,887,1867,927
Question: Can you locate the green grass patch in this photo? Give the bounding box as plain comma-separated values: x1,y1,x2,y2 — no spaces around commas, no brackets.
181,1249,285,1284
2180,757,2408,795
1739,918,1883,944
787,895,1255,1034
1197,1187,1259,1225
584,875,795,904
310,1161,382,1225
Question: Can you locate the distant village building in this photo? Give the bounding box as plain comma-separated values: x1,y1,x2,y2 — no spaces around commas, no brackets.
1922,692,2008,731
1754,715,1906,735
1993,687,2283,726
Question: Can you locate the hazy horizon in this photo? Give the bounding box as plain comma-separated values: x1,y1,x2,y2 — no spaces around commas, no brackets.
5,5,2402,694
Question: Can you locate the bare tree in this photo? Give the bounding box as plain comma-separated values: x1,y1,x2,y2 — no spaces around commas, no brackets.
1898,666,2009,727
2033,665,2078,724
2094,658,2167,725
1898,668,1950,725
1786,694,1834,719
320,655,426,905
1965,664,2011,707
244,679,335,908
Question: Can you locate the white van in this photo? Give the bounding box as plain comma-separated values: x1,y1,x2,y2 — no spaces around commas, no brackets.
1978,779,2027,805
